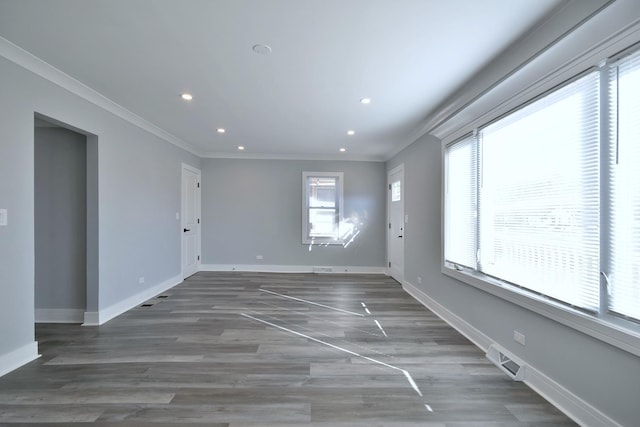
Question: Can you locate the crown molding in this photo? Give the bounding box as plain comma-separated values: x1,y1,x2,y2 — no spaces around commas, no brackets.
201,150,385,162
0,35,202,157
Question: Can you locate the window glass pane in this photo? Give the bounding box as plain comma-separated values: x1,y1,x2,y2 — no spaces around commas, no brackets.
309,177,336,208
309,208,337,238
391,180,401,202
478,72,600,311
445,135,477,268
609,51,640,321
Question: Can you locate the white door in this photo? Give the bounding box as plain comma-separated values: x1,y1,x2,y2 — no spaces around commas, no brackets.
388,165,404,282
182,164,201,279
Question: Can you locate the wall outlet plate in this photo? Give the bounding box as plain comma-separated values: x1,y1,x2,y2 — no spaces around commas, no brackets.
0,209,7,226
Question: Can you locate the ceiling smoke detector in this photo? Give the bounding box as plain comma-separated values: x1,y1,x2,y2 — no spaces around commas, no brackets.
252,44,272,55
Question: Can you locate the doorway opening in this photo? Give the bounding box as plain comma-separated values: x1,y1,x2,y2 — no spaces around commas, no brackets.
34,114,98,325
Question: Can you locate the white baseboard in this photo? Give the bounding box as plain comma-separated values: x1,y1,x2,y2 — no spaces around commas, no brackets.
200,264,386,274
86,274,182,326
82,311,99,326
0,342,40,378
402,280,621,427
35,308,84,323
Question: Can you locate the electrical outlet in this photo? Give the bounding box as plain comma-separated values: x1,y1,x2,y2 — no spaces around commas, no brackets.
138,276,145,284
256,255,263,260
0,209,7,226
514,330,526,346
417,276,422,284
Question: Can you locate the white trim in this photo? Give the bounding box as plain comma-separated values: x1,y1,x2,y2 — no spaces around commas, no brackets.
90,274,182,326
82,311,99,326
0,342,40,378
202,151,385,162
0,36,201,157
402,279,622,427
200,264,386,275
35,308,84,323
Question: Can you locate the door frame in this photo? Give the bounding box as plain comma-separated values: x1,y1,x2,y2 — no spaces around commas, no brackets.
181,163,201,279
387,164,405,282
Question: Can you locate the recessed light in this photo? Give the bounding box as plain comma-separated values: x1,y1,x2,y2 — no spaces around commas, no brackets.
217,128,226,134
360,98,371,104
238,146,245,151
181,93,193,101
347,130,355,136
252,44,272,55
339,148,346,152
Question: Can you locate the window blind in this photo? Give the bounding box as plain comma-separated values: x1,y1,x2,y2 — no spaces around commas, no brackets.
444,134,477,269
478,72,601,311
608,50,640,321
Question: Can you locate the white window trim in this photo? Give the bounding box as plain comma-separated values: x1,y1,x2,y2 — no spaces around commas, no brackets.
302,171,344,245
438,23,640,357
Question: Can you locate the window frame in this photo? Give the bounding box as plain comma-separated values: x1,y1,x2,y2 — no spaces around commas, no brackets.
302,171,344,245
441,49,640,358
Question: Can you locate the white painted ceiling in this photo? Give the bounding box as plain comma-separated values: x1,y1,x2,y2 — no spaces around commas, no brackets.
0,0,566,160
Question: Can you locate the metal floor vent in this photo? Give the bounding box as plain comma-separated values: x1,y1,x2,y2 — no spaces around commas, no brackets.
486,344,526,381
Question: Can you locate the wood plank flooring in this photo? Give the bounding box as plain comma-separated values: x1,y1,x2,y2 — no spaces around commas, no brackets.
0,272,576,426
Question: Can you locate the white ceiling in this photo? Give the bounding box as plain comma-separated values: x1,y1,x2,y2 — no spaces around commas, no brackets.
0,0,568,160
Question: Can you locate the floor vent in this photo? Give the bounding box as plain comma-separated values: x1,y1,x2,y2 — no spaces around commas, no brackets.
141,303,154,307
313,266,333,273
486,344,526,381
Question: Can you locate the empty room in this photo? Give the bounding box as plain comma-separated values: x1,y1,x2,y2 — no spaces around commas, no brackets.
0,1,639,426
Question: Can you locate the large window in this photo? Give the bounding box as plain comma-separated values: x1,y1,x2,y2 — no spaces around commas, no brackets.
444,47,640,326
302,172,344,244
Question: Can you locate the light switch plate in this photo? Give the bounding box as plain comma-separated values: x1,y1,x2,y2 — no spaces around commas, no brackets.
0,209,7,226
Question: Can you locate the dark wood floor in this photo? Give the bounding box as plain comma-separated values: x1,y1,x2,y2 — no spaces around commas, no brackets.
0,272,576,426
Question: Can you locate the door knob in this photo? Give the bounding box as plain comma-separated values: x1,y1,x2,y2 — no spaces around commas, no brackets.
183,228,190,232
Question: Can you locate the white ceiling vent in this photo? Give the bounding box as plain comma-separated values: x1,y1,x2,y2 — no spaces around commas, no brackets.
486,344,526,381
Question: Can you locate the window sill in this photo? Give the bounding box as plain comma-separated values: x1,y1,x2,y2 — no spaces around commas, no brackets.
441,264,640,358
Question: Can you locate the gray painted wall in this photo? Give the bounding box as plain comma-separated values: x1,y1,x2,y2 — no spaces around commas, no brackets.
0,54,200,366
35,126,87,311
386,134,640,427
201,158,385,268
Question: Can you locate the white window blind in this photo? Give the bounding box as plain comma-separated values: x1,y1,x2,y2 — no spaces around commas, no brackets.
445,134,477,269
608,50,640,321
478,72,601,311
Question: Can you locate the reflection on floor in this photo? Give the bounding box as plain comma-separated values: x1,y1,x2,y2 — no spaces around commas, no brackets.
0,272,576,426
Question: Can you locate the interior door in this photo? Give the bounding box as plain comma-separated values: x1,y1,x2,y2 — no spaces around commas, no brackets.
388,165,404,282
182,164,201,279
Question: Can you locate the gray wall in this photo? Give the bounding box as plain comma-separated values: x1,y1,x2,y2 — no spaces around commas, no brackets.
0,54,200,366
387,134,640,427
35,126,87,312
201,158,386,268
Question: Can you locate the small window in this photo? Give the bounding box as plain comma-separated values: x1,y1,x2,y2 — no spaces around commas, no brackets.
302,172,344,244
391,180,401,202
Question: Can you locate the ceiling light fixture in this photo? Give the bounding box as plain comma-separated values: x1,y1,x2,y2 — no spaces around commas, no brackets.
360,97,371,104
238,146,245,151
347,130,355,136
217,128,226,134
252,44,272,55
339,148,346,152
180,93,193,101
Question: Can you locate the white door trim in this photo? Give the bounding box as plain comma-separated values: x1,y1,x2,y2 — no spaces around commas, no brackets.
181,163,201,279
387,164,405,282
